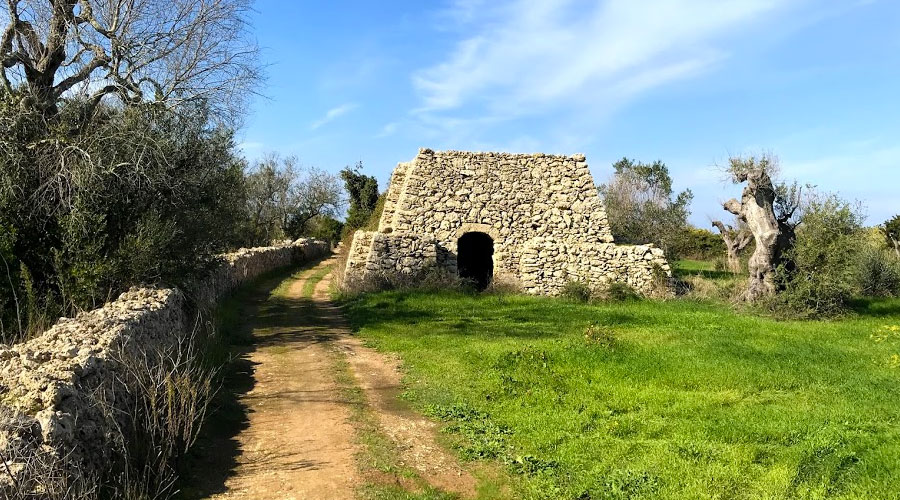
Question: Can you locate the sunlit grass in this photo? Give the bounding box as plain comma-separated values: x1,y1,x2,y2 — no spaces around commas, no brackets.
342,290,900,499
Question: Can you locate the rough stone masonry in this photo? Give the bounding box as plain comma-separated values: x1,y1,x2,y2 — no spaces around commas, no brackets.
0,239,329,491
344,149,671,294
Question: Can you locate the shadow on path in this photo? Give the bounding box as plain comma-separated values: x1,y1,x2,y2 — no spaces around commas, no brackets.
175,257,335,499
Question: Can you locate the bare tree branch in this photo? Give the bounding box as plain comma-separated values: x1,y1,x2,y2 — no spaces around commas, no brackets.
1,0,261,121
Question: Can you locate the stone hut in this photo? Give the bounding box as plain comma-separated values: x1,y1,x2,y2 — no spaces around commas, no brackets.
343,148,671,295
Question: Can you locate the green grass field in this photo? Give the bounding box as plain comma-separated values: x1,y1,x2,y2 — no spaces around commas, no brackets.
342,288,900,499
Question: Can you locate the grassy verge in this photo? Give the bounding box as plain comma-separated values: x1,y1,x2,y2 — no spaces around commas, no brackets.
342,289,900,499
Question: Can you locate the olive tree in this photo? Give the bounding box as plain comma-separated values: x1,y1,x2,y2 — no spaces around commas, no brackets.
243,154,343,247
1,0,260,121
711,219,752,274
722,154,803,301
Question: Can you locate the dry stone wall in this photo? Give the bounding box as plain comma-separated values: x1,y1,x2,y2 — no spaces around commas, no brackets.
0,238,329,489
344,148,671,295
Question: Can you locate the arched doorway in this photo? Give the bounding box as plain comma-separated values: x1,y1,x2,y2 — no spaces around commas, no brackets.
457,232,494,290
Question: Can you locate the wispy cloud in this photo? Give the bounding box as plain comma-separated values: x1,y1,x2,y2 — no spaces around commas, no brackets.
413,0,788,125
375,122,399,138
310,103,358,130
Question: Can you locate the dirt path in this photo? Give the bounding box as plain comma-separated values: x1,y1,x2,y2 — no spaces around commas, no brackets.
205,261,361,499
314,272,478,497
183,257,480,500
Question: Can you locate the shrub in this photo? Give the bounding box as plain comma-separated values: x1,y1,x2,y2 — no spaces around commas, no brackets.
486,274,524,294
713,257,728,273
679,274,743,302
601,282,641,302
772,194,865,317
562,280,593,303
0,97,247,340
103,327,218,499
855,246,900,297
676,227,726,261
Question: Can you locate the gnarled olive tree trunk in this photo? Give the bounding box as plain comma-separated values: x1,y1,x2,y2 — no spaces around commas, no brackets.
711,220,752,274
723,160,797,301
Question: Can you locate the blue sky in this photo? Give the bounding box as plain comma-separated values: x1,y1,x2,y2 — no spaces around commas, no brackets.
238,0,899,226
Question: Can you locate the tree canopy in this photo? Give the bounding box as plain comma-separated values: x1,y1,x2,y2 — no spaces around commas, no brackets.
340,162,379,234
600,158,693,256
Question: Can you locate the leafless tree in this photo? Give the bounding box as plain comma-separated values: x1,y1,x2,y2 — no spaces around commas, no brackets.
711,219,752,274
0,0,260,121
723,154,802,301
290,166,344,233
244,154,344,246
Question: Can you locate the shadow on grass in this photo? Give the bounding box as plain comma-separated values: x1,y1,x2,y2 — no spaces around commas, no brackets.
848,297,900,319
175,256,331,499
675,268,736,280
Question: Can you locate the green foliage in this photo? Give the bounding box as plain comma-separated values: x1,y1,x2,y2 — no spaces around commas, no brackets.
855,246,900,297
0,94,246,340
561,280,592,303
341,162,379,234
773,194,865,317
884,214,900,247
365,192,388,231
602,282,641,302
427,403,511,460
600,158,693,258
343,289,900,498
301,216,344,245
675,228,726,260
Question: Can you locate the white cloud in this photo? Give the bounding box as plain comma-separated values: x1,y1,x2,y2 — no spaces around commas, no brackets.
375,122,399,138
310,103,358,130
413,0,786,120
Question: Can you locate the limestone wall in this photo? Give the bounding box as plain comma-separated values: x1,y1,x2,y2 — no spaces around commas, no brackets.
0,238,329,488
344,148,671,295
379,149,613,278
520,239,671,295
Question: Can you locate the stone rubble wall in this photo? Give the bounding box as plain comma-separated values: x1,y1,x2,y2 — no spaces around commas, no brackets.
0,238,329,487
344,148,671,295
378,160,413,231
520,238,671,295
353,232,439,275
344,230,376,281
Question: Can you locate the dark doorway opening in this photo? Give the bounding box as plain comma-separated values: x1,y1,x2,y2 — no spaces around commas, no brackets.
457,232,494,291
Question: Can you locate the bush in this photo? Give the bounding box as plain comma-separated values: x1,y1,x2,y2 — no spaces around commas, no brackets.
678,274,743,302
676,228,726,261
600,282,641,302
772,194,865,317
103,328,218,499
485,274,524,294
561,280,592,303
0,96,246,341
855,246,900,297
